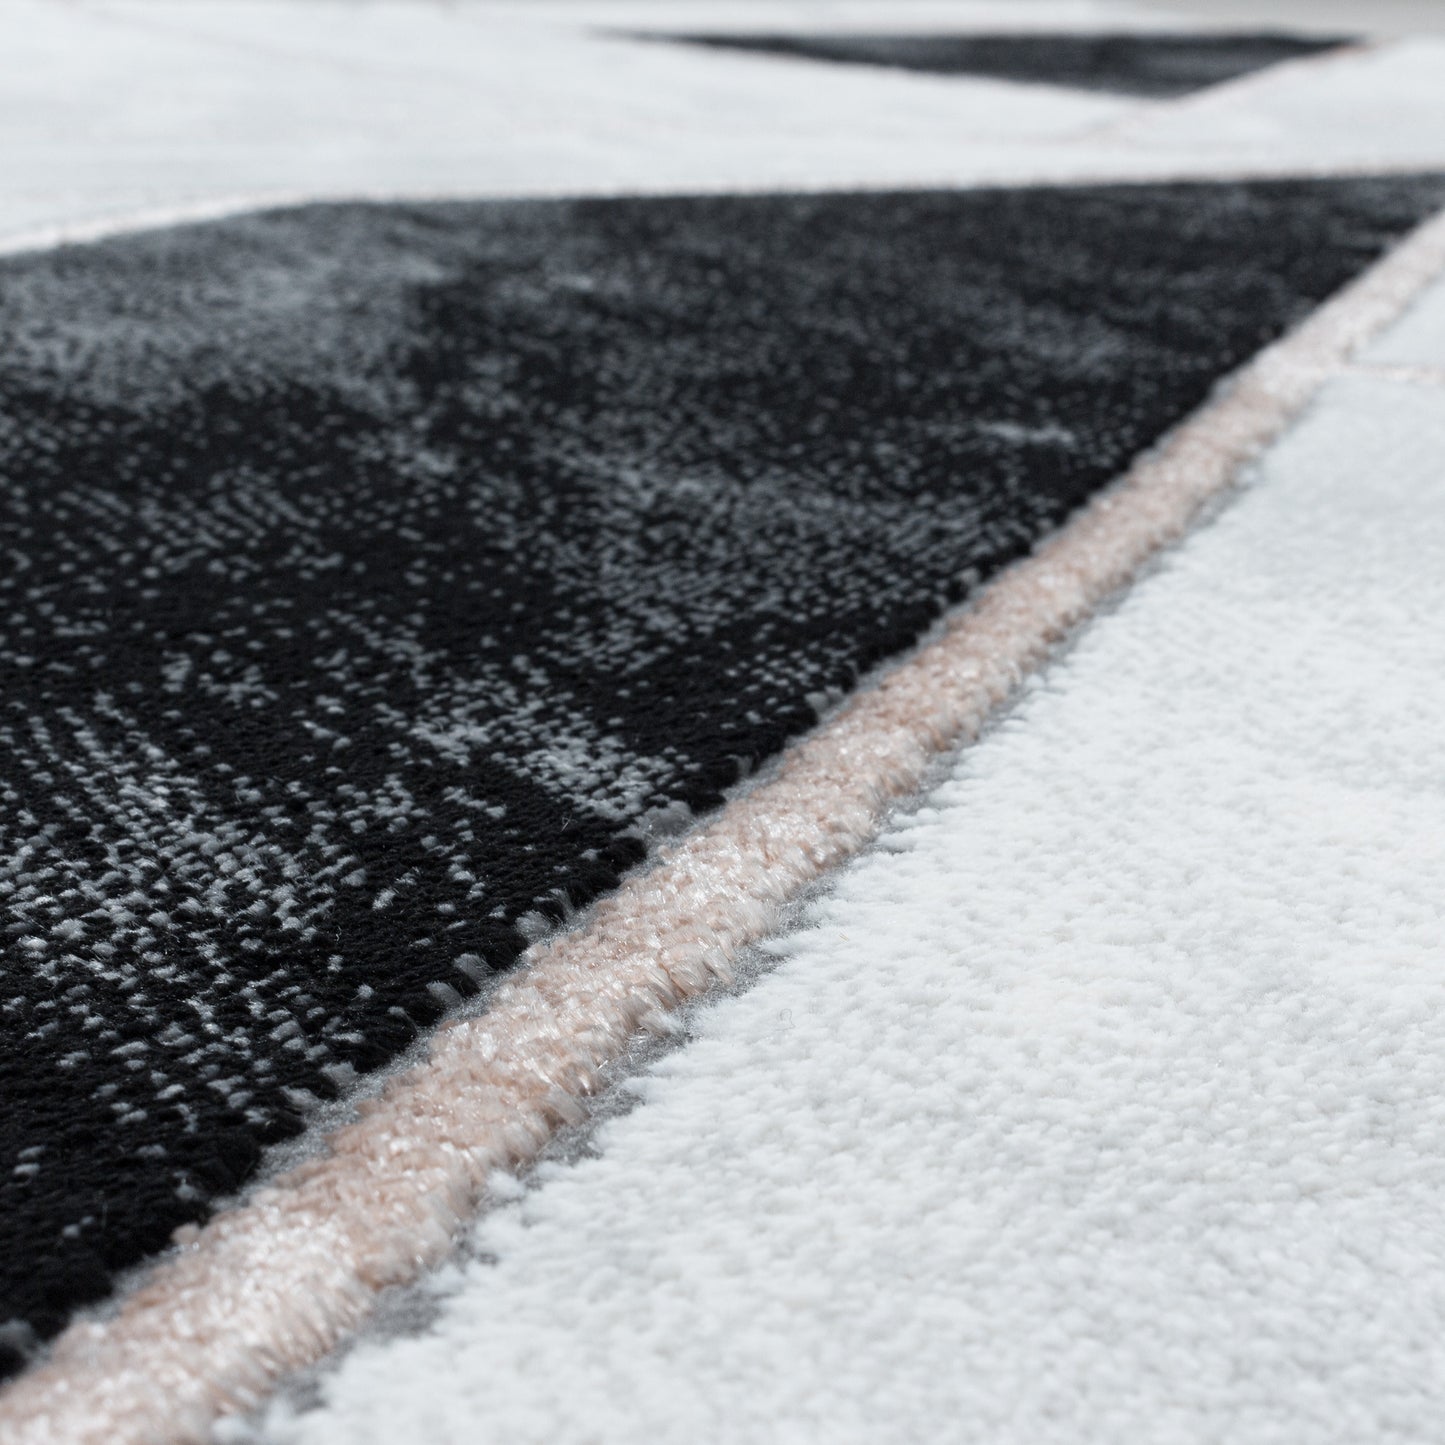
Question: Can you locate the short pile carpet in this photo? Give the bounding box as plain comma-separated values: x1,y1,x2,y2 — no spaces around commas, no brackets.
3,3,1445,1441
3,177,1443,1364
259,364,1445,1445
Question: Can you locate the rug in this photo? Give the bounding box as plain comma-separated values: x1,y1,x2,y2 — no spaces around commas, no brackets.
7,176,1440,1358
2,3,1444,1441
255,361,1445,1445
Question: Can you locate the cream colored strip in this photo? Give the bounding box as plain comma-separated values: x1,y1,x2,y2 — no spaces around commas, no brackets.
5,207,1445,1445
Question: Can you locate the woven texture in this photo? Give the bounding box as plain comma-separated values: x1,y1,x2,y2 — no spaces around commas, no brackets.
3,176,1444,1360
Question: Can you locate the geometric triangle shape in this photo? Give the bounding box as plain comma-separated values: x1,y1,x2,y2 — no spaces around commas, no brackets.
657,31,1354,97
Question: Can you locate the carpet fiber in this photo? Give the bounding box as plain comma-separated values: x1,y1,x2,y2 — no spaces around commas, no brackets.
258,365,1445,1445
5,175,1445,1357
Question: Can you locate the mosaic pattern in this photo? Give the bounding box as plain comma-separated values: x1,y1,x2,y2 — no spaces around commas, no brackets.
3,175,1444,1362
656,31,1352,97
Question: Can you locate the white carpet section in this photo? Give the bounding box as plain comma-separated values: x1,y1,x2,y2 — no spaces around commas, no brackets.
256,356,1445,1441
1364,273,1445,369
6,1,1445,249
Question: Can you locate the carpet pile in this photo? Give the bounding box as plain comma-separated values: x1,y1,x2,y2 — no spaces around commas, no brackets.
2,4,1444,1441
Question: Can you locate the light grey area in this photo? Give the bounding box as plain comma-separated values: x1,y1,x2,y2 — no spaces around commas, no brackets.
1133,0,1445,37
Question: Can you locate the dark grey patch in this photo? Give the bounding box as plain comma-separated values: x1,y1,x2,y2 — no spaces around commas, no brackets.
650,31,1354,97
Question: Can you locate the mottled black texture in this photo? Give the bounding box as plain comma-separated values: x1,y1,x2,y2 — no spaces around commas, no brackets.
2,175,1444,1359
659,31,1352,97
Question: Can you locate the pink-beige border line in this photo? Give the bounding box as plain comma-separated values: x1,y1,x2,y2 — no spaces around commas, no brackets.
4,204,1445,1445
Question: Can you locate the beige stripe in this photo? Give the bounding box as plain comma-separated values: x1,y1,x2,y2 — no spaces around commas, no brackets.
5,207,1445,1445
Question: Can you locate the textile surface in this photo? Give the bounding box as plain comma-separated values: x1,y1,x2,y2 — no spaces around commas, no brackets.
5,176,1444,1354
663,31,1351,96
262,363,1445,1445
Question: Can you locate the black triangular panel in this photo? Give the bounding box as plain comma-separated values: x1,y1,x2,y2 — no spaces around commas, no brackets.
657,31,1352,97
